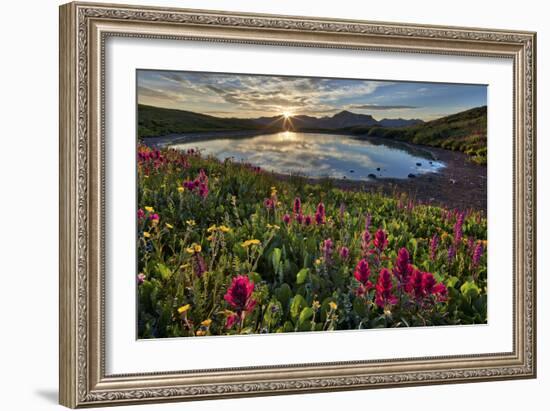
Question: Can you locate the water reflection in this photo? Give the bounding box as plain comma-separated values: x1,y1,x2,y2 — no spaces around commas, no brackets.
170,132,445,180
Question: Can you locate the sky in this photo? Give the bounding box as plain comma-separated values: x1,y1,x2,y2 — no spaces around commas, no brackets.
137,70,487,121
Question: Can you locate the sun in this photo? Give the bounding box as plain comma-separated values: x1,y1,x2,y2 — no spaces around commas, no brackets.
282,111,293,119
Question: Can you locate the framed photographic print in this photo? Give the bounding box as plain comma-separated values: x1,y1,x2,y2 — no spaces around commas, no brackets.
59,2,537,408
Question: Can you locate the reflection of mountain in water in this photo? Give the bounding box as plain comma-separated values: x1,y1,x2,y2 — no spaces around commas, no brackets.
169,131,445,181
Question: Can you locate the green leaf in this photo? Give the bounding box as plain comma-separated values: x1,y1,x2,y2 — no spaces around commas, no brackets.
156,263,172,280
272,248,282,270
446,276,460,288
298,307,314,324
460,281,480,299
290,294,306,320
296,268,309,285
275,283,292,310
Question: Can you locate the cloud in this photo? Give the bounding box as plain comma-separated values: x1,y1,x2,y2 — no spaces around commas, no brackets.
348,104,419,110
138,70,389,117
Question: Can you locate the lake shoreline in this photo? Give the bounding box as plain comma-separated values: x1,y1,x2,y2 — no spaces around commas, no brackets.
142,130,486,211
269,145,486,212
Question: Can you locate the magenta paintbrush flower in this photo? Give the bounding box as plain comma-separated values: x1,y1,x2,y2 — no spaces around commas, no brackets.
282,214,291,224
315,202,326,225
137,208,145,221
422,272,448,302
149,213,159,221
373,229,388,252
375,268,398,308
354,259,373,291
224,275,256,313
339,246,349,260
394,247,413,285
408,268,425,299
304,215,312,226
293,197,302,215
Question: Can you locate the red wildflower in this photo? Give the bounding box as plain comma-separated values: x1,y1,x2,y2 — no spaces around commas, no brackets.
224,275,256,313
373,229,388,252
293,197,302,215
354,259,373,289
394,247,413,286
314,202,325,225
339,246,350,260
375,268,398,308
225,313,239,329
137,208,145,221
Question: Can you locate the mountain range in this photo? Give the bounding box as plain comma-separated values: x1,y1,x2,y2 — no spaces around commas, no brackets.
138,104,487,164
137,104,424,137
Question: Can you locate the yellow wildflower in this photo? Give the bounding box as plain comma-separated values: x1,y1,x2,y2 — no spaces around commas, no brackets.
201,319,212,327
207,225,218,233
165,223,173,229
186,219,196,227
196,330,207,336
186,243,202,254
143,231,151,238
266,224,280,230
329,302,338,310
241,239,261,248
314,258,321,266
177,304,191,314
312,300,321,310
207,235,214,241
145,206,154,213
177,186,184,193
219,225,231,233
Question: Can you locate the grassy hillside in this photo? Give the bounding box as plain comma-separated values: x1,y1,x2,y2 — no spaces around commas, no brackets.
138,104,261,137
348,106,487,164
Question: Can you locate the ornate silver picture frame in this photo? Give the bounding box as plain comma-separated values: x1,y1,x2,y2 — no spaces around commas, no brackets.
59,2,536,408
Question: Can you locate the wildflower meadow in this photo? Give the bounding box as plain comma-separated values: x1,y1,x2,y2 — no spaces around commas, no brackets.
137,145,487,338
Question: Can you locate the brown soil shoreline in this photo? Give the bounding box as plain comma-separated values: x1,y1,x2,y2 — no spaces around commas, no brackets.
272,144,486,212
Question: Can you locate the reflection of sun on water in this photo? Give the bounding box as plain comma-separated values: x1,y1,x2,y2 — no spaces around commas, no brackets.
279,131,296,142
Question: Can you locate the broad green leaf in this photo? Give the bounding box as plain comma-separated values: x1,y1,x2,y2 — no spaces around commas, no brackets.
460,281,480,299
290,294,306,320
156,263,172,280
298,307,314,324
275,283,292,310
296,268,309,285
272,247,282,270
446,276,460,288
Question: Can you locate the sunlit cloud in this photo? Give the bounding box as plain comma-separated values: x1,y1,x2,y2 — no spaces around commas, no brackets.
137,70,487,121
